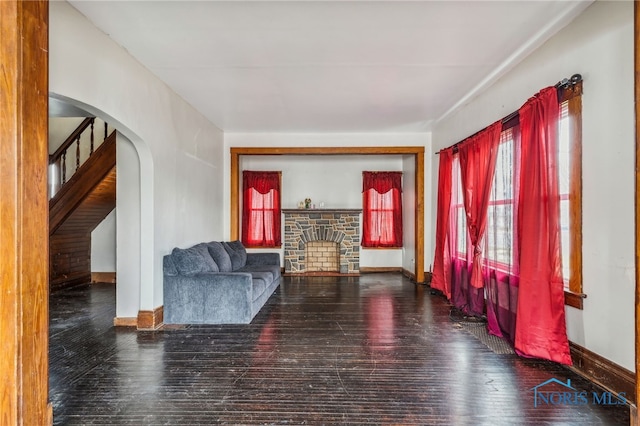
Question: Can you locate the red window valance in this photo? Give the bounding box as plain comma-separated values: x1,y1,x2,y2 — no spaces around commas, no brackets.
362,171,403,194
243,170,280,194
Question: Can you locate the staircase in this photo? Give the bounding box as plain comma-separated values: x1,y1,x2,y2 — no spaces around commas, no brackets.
49,119,117,290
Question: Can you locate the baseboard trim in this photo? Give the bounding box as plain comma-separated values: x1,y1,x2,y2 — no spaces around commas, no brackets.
569,341,636,404
359,267,403,274
91,272,116,283
283,272,359,277
402,268,416,282
50,272,91,291
113,317,137,327
137,306,164,330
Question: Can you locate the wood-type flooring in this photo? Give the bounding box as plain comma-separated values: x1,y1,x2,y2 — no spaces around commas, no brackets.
50,274,630,425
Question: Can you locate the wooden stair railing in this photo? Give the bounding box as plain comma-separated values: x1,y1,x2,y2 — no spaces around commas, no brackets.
49,117,110,195
49,131,117,235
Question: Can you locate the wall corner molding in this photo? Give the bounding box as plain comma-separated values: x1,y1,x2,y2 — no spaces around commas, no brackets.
137,306,164,330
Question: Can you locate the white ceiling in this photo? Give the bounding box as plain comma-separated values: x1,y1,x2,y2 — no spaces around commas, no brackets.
68,1,592,133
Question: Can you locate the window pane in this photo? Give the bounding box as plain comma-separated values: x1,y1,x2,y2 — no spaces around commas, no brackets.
558,102,571,285
369,190,395,244
485,204,513,266
491,132,514,202
456,206,467,256
558,105,571,194
560,199,570,285
452,157,467,257
485,130,515,270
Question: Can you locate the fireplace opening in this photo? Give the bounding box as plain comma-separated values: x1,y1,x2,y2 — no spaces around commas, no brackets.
305,241,339,273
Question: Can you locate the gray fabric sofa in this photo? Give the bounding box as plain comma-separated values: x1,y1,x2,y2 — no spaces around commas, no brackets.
163,240,281,324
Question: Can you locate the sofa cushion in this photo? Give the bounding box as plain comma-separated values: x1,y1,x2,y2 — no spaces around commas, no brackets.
237,264,281,280
192,243,220,272
247,270,273,285
207,241,233,272
251,278,267,302
223,240,247,270
172,246,218,276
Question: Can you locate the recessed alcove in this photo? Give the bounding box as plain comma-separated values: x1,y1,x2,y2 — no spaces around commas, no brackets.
230,146,425,283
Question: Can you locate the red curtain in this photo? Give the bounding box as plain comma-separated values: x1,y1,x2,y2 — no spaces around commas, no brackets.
431,149,454,299
458,121,502,289
242,171,281,247
362,172,403,247
515,87,571,365
485,128,520,346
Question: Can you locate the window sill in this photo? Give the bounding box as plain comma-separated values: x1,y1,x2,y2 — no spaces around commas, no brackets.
362,246,403,250
244,245,282,250
564,290,585,310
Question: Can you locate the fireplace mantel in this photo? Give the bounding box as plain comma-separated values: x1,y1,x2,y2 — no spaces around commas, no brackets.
283,209,361,275
282,208,362,214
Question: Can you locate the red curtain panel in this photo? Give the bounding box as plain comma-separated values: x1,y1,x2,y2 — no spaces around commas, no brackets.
431,149,454,299
515,87,572,365
362,171,403,247
458,121,502,289
485,128,521,346
242,171,281,247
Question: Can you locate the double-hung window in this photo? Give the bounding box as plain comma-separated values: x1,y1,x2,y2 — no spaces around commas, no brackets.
557,84,583,308
451,157,467,259
484,129,516,272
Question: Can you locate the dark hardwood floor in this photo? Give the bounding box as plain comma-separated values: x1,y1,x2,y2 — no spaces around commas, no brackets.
50,274,630,425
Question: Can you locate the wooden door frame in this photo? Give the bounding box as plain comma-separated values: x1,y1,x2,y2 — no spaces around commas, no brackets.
635,2,640,423
230,146,425,284
0,0,52,423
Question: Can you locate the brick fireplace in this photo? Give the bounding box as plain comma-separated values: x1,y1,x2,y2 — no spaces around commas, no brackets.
283,209,361,275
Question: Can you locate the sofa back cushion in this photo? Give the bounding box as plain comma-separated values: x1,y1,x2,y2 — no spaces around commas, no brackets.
223,240,247,271
193,243,220,271
207,241,233,272
172,245,219,276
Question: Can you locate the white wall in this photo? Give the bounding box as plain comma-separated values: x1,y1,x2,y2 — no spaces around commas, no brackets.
242,155,402,210
91,209,116,272
49,117,84,153
431,1,634,371
50,1,226,313
225,133,431,271
116,133,141,318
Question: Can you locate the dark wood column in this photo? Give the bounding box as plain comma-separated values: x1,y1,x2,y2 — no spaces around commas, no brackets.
0,0,51,424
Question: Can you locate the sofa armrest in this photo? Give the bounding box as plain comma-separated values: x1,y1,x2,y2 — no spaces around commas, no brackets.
164,272,254,324
246,252,280,267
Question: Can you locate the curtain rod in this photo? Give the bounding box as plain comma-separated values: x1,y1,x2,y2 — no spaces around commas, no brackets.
435,74,582,155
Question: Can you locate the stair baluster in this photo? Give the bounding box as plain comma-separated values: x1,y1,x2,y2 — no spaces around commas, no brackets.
61,152,67,185
90,120,95,155
75,135,81,171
